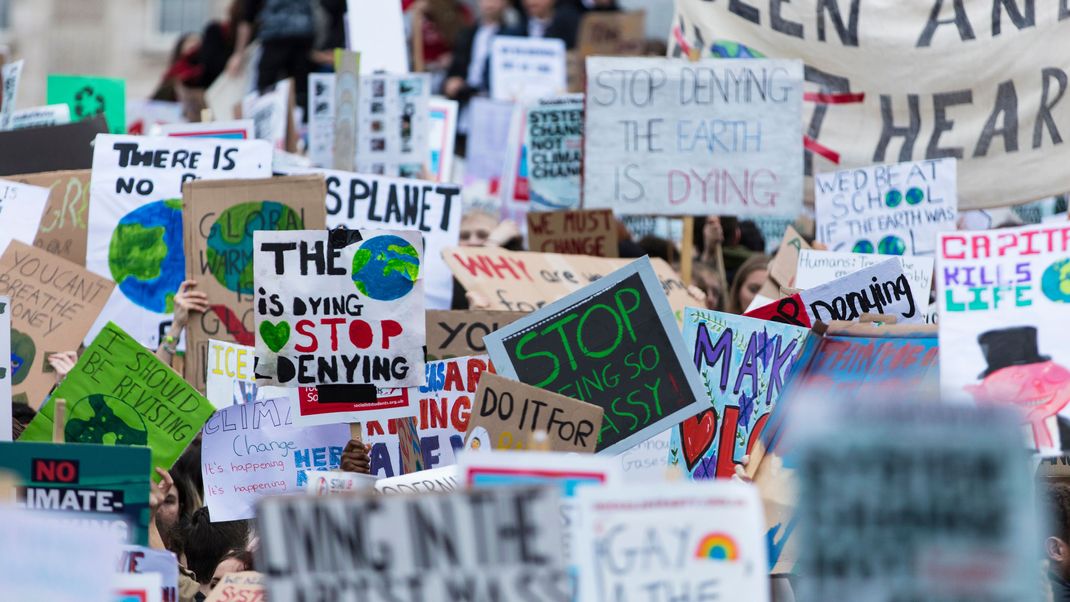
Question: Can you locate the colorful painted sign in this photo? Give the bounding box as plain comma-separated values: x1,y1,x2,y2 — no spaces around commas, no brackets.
525,95,582,211
47,74,125,133
12,169,91,265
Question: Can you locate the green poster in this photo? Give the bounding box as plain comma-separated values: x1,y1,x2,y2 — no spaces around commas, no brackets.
46,74,126,134
20,322,214,481
0,441,151,545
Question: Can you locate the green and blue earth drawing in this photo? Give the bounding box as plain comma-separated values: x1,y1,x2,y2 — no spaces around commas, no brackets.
351,235,420,301
205,201,304,294
108,199,185,313
10,328,34,385
65,394,149,446
1042,258,1070,303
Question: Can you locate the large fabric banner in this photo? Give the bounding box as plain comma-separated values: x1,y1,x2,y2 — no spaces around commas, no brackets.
670,0,1070,209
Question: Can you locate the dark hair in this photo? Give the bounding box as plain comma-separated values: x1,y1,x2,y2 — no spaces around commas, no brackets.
216,548,255,573
171,436,204,501
12,402,34,439
181,507,250,584
738,220,766,253
1047,483,1070,542
637,235,676,263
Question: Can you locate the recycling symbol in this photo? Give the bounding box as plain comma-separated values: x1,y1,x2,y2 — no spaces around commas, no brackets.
73,85,105,119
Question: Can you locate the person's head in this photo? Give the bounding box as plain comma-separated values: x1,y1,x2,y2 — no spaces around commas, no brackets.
637,235,676,264
157,471,201,552
1046,483,1070,578
738,220,766,253
523,0,554,19
12,402,34,439
460,211,498,247
171,437,204,501
728,255,769,314
180,507,250,591
208,549,254,591
479,0,508,22
693,263,724,312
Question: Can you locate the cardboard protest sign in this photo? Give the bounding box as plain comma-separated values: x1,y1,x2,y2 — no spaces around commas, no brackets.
0,505,123,602
87,134,272,348
466,372,603,453
305,470,378,495
525,96,583,211
202,396,350,521
113,573,162,602
444,246,700,322
668,309,810,481
427,96,458,183
47,74,125,133
158,120,255,139
0,242,115,408
19,322,215,480
374,465,459,494
796,249,933,317
758,225,810,300
205,340,261,408
181,176,327,392
203,572,263,602
746,258,920,327
0,296,9,440
118,546,178,602
0,116,107,176
484,257,706,454
280,167,461,310
491,37,568,102
252,229,425,387
346,0,407,74
575,482,770,602
10,104,71,130
356,73,430,178
584,57,803,216
0,440,151,544
816,158,957,256
242,79,293,151
12,170,92,265
333,50,359,171
308,72,335,168
794,401,1039,601
363,356,490,476
0,59,24,130
938,223,1070,451
527,208,618,257
0,178,49,254
425,310,526,360
671,0,1070,211
577,11,646,63
256,485,568,600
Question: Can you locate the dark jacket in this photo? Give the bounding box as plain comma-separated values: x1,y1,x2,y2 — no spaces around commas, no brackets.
445,22,525,98
1052,571,1070,601
519,4,583,49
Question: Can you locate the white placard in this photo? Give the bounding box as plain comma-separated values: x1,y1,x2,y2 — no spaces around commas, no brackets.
346,0,408,74
305,470,378,495
10,104,71,130
0,178,49,255
427,96,458,183
158,119,255,140
0,59,25,130
490,37,567,102
356,73,430,177
796,249,933,316
205,339,260,408
374,465,460,494
242,80,290,150
0,296,10,441
308,73,335,168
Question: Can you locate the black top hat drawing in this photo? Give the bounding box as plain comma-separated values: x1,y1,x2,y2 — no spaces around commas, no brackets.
976,326,1050,379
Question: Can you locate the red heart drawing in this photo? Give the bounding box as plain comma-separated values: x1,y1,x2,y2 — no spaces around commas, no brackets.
680,409,717,472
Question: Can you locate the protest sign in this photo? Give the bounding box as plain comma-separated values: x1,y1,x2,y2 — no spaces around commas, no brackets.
308,72,335,168
577,11,646,64
583,57,803,216
280,167,461,310
20,322,215,480
815,158,957,256
1,59,24,130
499,100,531,222
0,440,150,544
181,176,326,392
47,74,125,133
242,79,291,151
668,309,810,481
12,170,91,265
357,73,430,177
346,0,407,74
202,395,350,521
374,465,459,494
794,401,1039,601
0,178,48,254
256,485,568,601
333,50,360,172
485,257,706,454
363,355,490,476
747,258,920,326
252,229,425,387
575,482,770,602
291,384,415,427
444,246,699,322
796,249,933,316
0,506,123,602
467,372,603,453
525,96,583,211
125,100,183,135
158,120,255,140
113,573,162,602
87,134,271,348
305,470,378,495
617,428,673,483
938,223,1070,451
491,37,568,102
671,0,1070,211
759,225,811,299
205,340,261,408
527,208,618,257
118,546,179,602
203,572,263,602
465,97,515,183
0,296,8,440
0,116,107,176
425,310,526,360
10,104,71,130
0,242,115,408
427,96,458,183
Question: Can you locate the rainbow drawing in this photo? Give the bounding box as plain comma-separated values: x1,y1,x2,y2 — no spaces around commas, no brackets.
694,533,739,561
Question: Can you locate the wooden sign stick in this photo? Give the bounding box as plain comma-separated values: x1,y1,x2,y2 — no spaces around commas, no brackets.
681,216,694,285
51,398,66,443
